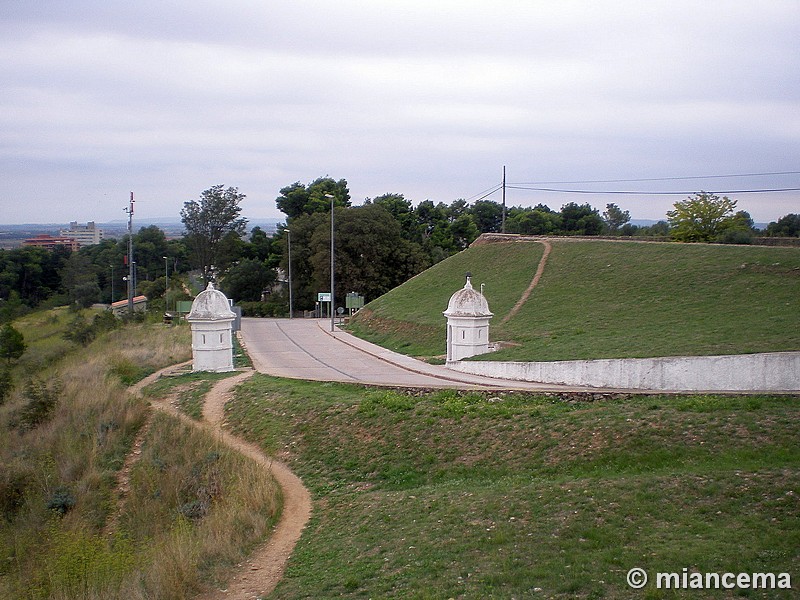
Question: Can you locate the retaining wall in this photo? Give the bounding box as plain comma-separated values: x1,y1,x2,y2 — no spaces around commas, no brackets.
447,352,800,392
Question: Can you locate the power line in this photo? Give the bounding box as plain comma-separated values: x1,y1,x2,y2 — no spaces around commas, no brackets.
464,183,503,202
505,186,800,196
510,170,800,185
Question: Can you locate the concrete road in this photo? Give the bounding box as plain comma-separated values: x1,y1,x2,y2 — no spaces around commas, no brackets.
239,318,579,390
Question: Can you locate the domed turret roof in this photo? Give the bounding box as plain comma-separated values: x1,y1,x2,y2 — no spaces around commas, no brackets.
187,282,235,321
443,275,493,317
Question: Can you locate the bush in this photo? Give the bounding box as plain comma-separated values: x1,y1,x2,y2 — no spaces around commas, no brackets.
11,377,62,431
0,464,31,521
718,228,754,245
0,368,12,405
63,310,122,346
237,300,288,317
46,485,76,516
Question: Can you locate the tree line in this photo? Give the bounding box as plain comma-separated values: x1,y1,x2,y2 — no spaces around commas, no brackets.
0,177,798,321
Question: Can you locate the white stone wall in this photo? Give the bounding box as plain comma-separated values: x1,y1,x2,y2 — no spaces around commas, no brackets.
446,352,800,392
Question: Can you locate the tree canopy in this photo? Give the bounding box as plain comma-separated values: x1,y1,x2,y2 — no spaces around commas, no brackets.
276,177,351,219
181,185,248,284
667,192,739,242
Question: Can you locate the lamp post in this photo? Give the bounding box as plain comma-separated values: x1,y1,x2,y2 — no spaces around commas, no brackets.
163,256,169,312
285,229,293,319
325,193,335,332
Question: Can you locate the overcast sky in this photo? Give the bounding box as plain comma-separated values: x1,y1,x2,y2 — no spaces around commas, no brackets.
1,1,798,225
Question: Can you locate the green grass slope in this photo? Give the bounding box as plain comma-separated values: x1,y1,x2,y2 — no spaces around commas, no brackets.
348,239,800,361
226,376,800,599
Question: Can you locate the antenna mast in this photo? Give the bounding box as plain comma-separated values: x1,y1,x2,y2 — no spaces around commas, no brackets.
125,192,135,315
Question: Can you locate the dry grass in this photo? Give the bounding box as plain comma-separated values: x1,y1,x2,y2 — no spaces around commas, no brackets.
0,314,280,599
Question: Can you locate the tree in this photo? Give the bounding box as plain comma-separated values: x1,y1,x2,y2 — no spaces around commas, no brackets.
0,323,26,364
667,192,738,242
60,252,100,307
603,203,631,233
506,206,562,235
766,214,800,237
560,202,604,235
222,259,276,302
276,177,351,219
181,185,248,284
469,200,504,233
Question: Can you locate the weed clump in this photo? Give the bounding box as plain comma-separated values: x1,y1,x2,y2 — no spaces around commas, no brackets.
10,377,62,431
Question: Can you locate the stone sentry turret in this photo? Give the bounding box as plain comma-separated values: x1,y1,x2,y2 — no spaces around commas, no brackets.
186,282,236,372
443,273,494,362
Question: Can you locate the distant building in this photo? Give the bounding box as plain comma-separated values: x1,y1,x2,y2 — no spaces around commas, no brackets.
111,295,148,316
22,234,80,251
60,221,104,247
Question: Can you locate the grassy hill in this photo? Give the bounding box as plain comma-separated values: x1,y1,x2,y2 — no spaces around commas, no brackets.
348,238,800,361
226,376,800,598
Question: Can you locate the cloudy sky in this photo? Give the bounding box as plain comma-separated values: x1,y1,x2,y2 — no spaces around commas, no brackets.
1,1,798,225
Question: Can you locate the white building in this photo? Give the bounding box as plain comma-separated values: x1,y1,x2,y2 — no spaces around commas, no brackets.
186,283,236,373
443,274,493,362
60,221,104,247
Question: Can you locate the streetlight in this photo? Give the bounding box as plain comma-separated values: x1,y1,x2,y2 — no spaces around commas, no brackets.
163,256,169,312
285,229,294,319
325,193,335,332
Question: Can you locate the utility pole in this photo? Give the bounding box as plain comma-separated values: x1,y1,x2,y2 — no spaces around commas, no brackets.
501,165,507,234
287,229,293,319
326,193,335,332
125,192,135,315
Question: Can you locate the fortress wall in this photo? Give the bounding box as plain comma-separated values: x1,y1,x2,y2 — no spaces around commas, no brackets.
447,352,800,392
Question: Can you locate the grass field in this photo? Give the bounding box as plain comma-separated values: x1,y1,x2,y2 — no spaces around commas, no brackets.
347,239,800,361
224,375,800,598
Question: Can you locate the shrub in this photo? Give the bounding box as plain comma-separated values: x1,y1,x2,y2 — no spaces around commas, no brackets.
11,377,62,431
46,485,76,516
0,463,31,521
0,368,12,405
237,300,287,317
63,313,96,346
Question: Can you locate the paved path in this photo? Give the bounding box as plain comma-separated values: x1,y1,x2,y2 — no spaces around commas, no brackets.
239,317,582,391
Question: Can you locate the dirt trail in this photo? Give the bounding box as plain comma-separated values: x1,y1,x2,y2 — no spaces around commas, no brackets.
500,239,552,324
121,365,311,600
196,370,312,600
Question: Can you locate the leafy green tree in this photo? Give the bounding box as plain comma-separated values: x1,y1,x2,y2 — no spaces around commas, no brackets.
0,246,68,308
449,214,480,249
667,192,738,242
287,204,428,310
765,214,800,237
506,206,562,235
469,200,504,233
603,203,631,233
181,185,248,284
222,259,276,302
60,252,100,307
560,202,604,235
0,323,26,364
245,226,276,263
276,177,351,219
372,194,416,239
132,225,170,281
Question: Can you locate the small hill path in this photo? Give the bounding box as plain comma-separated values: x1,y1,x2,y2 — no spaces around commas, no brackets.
500,239,552,324
118,364,311,600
